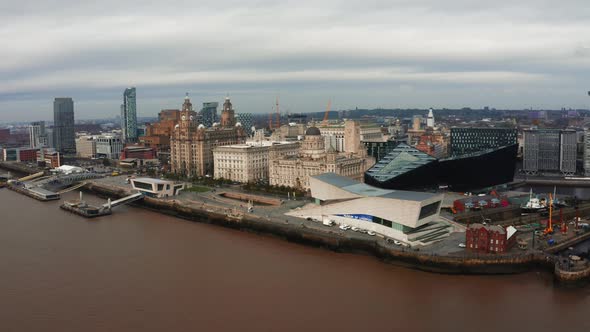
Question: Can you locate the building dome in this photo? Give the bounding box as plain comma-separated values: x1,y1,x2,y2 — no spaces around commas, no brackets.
198,124,205,129
305,126,321,136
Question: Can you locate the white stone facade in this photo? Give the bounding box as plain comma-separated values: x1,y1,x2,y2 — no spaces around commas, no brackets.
269,126,375,190
213,141,299,183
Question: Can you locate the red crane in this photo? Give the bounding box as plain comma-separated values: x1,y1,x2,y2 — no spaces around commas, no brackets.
544,193,554,235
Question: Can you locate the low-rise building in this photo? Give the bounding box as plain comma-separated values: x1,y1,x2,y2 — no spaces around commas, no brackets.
213,141,299,183
465,224,517,253
120,145,157,160
2,147,38,162
37,149,61,168
75,136,97,158
96,135,123,159
130,178,185,198
286,173,450,245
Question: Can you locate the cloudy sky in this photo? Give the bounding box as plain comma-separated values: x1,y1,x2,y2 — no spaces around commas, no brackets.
1,0,590,121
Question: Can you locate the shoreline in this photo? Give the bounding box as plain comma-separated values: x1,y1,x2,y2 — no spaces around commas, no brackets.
84,181,557,277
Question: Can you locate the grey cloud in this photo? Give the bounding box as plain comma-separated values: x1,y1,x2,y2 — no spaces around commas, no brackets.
1,0,589,121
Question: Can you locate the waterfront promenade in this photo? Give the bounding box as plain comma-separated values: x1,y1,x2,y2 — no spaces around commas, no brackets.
84,176,564,277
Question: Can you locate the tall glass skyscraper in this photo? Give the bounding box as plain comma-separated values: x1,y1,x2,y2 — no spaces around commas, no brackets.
199,102,218,128
236,113,254,136
53,97,76,153
121,87,138,143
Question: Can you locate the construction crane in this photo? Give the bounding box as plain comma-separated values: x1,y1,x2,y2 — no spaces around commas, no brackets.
544,193,554,235
322,99,332,126
275,96,281,129
268,112,273,131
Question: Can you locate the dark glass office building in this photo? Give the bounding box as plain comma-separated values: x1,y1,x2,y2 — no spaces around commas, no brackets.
121,87,138,143
450,127,517,157
199,102,219,128
362,139,398,162
365,143,518,192
53,97,76,153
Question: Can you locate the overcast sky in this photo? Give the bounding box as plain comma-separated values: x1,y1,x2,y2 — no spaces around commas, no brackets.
1,0,590,121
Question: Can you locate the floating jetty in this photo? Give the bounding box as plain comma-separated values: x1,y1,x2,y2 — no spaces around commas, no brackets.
60,191,143,218
60,192,112,218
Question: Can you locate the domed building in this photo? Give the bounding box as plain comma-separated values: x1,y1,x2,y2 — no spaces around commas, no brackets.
170,95,246,177
269,124,375,191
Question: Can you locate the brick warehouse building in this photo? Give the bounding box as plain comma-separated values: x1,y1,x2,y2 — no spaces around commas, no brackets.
120,145,157,160
466,223,517,253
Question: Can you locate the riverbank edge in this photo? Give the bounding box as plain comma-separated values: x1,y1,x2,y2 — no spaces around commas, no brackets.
83,181,564,277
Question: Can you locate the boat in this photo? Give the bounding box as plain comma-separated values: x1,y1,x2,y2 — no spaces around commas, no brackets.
550,186,568,208
521,189,547,213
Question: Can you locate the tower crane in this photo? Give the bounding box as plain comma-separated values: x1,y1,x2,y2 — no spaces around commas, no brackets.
544,193,554,235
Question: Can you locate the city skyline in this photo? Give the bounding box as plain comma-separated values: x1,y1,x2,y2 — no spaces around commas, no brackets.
2,1,590,121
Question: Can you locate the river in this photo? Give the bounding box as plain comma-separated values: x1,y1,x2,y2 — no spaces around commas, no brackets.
1,189,589,332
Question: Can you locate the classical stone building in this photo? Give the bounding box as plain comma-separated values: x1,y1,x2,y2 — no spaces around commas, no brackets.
269,125,375,191
319,120,383,152
213,141,299,183
170,95,246,177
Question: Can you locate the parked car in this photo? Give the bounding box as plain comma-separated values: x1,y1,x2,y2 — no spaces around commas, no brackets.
339,224,351,231
367,231,376,236
323,220,335,226
351,226,360,232
458,243,466,248
393,240,402,246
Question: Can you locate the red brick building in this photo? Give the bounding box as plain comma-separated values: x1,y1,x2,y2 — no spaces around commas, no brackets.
37,149,61,168
18,148,38,162
466,224,517,253
120,145,157,160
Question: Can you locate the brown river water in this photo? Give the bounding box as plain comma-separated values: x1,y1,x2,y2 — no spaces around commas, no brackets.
1,189,589,332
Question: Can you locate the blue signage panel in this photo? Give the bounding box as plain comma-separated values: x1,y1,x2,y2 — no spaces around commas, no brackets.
335,214,373,222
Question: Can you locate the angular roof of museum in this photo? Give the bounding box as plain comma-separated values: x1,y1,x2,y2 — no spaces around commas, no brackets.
312,173,438,202
365,143,437,182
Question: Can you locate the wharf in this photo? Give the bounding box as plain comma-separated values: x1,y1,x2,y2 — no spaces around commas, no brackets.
82,177,590,285
83,178,551,273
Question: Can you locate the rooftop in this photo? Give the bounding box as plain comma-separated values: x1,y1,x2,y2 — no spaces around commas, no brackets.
312,173,439,202
132,177,175,184
366,143,437,182
221,141,296,149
